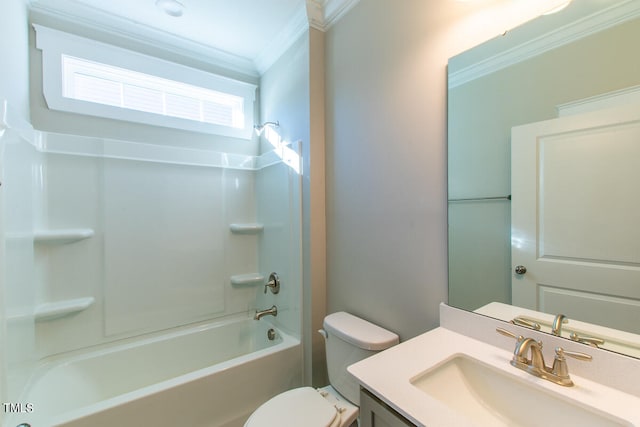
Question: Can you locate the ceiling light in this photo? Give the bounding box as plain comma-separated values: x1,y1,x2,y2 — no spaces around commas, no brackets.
156,0,186,17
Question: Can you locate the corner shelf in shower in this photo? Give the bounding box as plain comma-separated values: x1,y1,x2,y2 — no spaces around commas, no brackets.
229,223,264,235
230,273,265,287
34,297,95,322
34,228,95,245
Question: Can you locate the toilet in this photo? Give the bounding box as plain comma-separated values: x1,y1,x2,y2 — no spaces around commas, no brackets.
244,311,399,427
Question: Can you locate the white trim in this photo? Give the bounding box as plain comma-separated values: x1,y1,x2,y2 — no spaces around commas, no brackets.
257,0,359,73
557,85,640,117
34,25,257,139
306,0,361,31
29,0,359,78
38,131,259,170
321,0,361,30
254,6,310,75
2,101,292,172
448,1,640,89
29,1,259,78
34,130,300,172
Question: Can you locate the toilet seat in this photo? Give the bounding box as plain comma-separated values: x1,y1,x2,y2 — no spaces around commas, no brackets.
244,387,342,427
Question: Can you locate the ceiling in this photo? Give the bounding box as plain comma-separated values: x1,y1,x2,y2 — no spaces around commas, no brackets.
28,0,358,76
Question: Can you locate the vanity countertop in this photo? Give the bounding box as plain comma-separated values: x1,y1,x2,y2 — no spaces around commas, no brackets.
348,326,640,426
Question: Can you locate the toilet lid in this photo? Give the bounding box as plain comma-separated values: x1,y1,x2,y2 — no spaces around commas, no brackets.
245,387,339,427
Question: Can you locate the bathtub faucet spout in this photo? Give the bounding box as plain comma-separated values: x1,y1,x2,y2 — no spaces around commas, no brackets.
254,305,278,320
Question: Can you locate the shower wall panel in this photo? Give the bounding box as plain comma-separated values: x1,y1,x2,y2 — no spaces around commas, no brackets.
33,133,261,357
104,159,226,336
34,153,103,357
255,143,302,338
1,129,38,402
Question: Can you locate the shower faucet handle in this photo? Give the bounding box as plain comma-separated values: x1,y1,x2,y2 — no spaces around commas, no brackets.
264,272,280,294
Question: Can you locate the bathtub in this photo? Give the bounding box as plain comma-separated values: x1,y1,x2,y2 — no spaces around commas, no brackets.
7,316,301,427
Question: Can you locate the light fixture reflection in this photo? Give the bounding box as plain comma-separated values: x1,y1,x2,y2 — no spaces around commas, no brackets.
542,0,572,15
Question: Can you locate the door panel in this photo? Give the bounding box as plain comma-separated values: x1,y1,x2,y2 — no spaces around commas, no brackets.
511,105,640,333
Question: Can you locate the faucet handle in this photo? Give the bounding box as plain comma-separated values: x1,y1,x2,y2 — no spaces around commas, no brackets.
496,327,523,341
557,347,592,362
264,272,280,294
552,347,592,382
569,332,605,348
496,327,525,356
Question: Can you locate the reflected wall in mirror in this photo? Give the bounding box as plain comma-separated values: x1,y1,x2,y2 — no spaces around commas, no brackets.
448,0,640,358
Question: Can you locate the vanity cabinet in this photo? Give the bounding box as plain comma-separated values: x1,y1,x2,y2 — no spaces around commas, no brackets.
359,388,415,427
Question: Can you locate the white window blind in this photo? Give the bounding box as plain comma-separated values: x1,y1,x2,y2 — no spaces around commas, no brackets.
62,55,245,129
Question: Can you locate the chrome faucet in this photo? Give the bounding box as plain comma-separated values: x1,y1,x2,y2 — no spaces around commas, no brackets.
497,327,592,386
254,305,278,320
551,314,567,336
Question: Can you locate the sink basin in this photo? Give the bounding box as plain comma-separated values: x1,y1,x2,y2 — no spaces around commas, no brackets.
410,354,630,427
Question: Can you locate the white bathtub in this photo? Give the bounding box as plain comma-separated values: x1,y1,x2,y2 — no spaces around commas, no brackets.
7,316,301,427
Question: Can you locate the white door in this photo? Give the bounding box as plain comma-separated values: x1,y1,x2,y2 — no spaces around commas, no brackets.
511,105,640,333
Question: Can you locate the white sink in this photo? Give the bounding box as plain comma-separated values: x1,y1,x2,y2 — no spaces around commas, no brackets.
410,354,631,427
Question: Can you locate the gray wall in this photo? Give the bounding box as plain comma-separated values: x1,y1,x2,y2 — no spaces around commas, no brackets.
325,1,452,341
323,0,552,341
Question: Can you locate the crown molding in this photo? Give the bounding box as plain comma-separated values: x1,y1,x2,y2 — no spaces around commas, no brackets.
27,0,360,78
557,84,640,117
256,0,359,73
449,0,640,89
307,0,361,31
29,1,260,79
253,5,310,75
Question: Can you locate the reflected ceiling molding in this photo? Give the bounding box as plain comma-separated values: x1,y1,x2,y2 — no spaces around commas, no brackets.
448,0,640,89
556,85,640,117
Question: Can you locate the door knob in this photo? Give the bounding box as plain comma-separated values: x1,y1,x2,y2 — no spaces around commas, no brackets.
515,265,527,275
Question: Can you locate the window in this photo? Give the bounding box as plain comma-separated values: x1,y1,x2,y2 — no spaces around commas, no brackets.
34,25,257,139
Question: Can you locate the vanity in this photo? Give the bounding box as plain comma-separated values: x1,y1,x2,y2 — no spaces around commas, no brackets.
349,304,640,427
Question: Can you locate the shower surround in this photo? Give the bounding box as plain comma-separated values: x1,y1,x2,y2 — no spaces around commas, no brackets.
0,105,303,426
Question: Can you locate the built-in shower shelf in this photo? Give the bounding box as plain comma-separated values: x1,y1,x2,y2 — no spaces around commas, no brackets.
229,223,264,235
34,228,95,245
35,297,95,322
230,273,265,287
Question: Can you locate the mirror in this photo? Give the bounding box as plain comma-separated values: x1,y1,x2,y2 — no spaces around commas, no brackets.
447,0,640,357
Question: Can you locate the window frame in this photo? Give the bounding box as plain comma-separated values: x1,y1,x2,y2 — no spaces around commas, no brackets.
34,24,257,139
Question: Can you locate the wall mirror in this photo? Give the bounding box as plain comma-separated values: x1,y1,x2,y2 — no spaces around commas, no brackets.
447,0,640,358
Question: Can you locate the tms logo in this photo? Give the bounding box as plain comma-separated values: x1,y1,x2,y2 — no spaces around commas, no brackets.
2,402,34,413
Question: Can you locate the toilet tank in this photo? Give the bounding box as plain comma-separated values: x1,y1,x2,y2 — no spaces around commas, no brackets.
322,312,399,406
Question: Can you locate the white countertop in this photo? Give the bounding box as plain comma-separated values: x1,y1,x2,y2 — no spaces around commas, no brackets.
348,326,640,426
